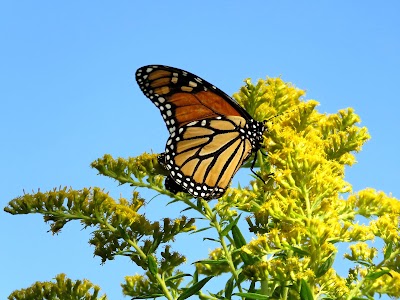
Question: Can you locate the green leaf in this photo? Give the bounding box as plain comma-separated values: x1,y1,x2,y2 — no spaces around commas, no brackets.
195,259,228,265
131,293,164,299
231,248,253,266
181,205,195,213
316,253,335,278
177,276,213,300
287,245,309,257
365,269,391,280
190,226,212,234
231,225,254,265
221,214,242,237
165,273,192,283
203,237,219,242
224,276,234,299
193,270,199,283
233,292,269,299
384,241,393,260
167,198,182,205
147,255,158,276
232,225,247,248
300,279,313,300
356,260,371,267
237,271,246,284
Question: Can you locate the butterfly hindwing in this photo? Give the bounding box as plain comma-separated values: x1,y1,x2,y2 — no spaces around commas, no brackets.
160,116,255,199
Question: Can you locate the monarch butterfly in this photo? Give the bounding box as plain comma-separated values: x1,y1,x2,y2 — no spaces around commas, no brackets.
135,65,266,199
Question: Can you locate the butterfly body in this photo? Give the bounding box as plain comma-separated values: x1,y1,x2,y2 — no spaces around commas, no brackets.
136,65,265,199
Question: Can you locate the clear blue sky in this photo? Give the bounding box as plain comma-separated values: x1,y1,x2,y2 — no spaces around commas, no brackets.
1,1,399,299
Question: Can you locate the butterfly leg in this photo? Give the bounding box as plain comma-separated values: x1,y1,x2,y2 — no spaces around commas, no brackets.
250,154,265,183
157,153,168,169
250,151,275,183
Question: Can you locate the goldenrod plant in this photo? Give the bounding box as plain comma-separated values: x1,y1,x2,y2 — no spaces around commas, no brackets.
7,274,107,300
5,78,400,299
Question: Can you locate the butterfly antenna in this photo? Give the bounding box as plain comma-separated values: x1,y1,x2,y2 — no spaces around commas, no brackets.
263,108,297,125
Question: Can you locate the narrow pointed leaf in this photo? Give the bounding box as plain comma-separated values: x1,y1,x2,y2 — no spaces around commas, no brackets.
165,273,192,283
190,226,212,234
131,293,164,299
365,269,391,280
287,245,309,257
316,253,335,278
203,237,219,242
384,241,393,260
195,259,228,265
221,214,242,237
193,270,198,283
232,225,253,265
232,225,246,248
147,256,158,276
300,279,313,300
225,276,234,299
234,292,269,299
177,276,213,300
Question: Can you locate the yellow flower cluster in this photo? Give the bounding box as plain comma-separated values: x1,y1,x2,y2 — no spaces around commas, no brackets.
219,78,399,297
6,76,399,299
345,242,378,262
8,273,106,300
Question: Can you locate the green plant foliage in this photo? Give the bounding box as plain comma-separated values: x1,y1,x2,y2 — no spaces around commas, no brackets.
7,273,107,300
5,77,400,299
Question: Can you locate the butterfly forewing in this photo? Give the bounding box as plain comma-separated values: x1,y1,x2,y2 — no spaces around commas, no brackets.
135,65,252,132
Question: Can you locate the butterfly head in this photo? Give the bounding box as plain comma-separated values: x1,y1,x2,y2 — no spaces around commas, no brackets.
245,119,266,151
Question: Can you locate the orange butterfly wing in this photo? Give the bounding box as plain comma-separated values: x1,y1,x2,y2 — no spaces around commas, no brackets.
136,65,265,199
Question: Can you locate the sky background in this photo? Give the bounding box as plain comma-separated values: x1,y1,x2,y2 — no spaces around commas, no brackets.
1,1,399,299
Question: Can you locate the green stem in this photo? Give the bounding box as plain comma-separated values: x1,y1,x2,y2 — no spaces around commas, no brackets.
302,185,312,221
202,201,244,295
99,214,175,300
260,280,268,294
346,248,400,299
